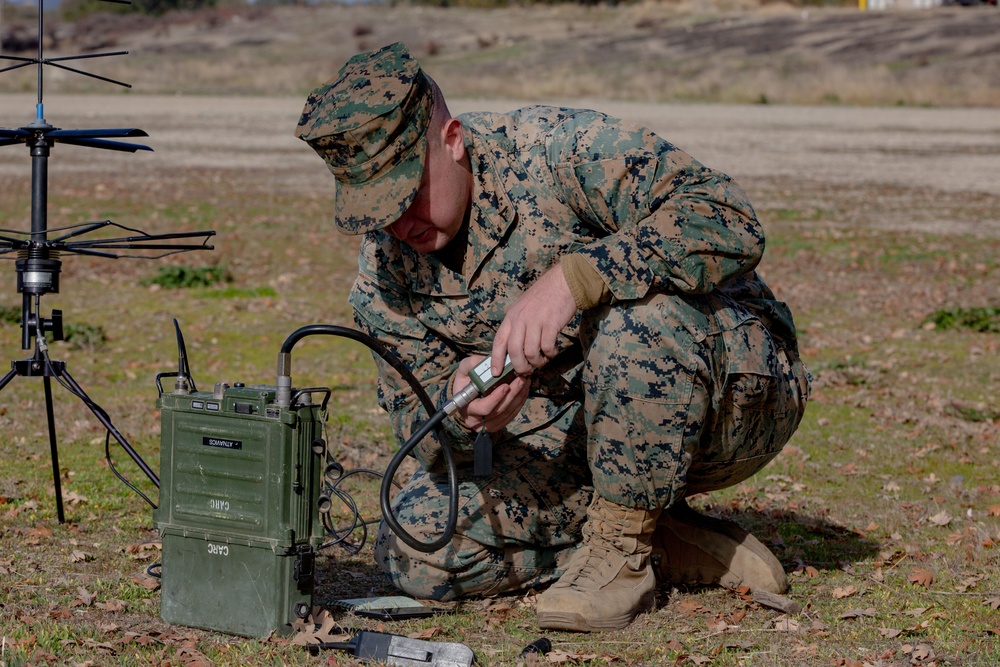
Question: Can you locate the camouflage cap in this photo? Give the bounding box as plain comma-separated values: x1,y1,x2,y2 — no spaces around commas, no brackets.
295,42,433,235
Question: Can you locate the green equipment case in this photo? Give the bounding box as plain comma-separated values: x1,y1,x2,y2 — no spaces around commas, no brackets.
155,383,327,638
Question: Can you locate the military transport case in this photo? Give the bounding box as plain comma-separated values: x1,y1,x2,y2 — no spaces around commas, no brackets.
155,384,327,638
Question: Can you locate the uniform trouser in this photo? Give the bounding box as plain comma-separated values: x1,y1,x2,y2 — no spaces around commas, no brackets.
373,292,810,601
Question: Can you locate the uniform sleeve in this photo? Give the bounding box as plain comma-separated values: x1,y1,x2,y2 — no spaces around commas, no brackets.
348,234,474,470
547,111,764,302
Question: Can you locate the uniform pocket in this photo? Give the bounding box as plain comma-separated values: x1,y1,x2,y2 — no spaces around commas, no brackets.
686,315,797,494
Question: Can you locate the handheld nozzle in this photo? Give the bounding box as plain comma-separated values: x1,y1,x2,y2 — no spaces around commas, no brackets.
443,355,515,415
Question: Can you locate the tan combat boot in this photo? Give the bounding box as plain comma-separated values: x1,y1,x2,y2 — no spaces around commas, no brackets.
535,496,660,632
651,499,787,594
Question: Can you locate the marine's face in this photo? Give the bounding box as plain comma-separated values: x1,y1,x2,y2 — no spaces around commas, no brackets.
385,119,470,254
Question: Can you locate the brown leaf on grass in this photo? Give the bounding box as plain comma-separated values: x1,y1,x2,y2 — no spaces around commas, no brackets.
804,565,820,578
983,596,1000,610
879,627,904,639
408,626,441,640
63,491,88,506
73,587,96,607
901,643,936,662
928,511,952,527
97,599,126,612
131,574,160,591
903,607,930,617
989,504,1000,517
483,601,518,628
291,608,349,646
70,549,93,563
677,599,707,617
81,638,116,653
121,630,167,647
545,649,598,663
908,568,936,588
832,586,857,599
833,659,864,667
773,617,802,632
125,542,162,561
177,643,213,667
839,608,877,619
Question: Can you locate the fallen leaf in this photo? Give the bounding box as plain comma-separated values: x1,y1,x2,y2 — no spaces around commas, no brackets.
839,608,877,619
177,643,213,667
75,586,97,607
70,550,92,563
773,617,802,631
908,568,936,588
677,599,706,617
903,607,930,617
132,575,160,591
98,599,126,612
407,626,441,640
928,511,952,526
64,491,88,505
832,586,857,599
545,649,597,663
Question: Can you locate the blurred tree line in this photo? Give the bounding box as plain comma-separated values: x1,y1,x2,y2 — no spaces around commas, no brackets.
59,0,621,22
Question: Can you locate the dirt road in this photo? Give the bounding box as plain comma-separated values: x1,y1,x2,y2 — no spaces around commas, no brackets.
1,94,998,236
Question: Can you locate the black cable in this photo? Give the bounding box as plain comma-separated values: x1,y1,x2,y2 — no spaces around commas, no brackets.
319,467,387,553
105,431,157,510
40,347,157,509
280,325,460,554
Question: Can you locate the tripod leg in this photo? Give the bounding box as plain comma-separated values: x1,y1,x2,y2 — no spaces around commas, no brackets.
58,367,160,488
43,375,66,524
0,367,17,392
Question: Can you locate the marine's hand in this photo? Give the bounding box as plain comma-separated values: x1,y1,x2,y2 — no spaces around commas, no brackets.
453,355,531,432
492,265,577,375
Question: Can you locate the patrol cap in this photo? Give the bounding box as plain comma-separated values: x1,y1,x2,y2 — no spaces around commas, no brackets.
295,42,433,235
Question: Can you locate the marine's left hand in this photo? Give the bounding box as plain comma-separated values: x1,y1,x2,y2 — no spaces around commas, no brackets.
492,264,578,376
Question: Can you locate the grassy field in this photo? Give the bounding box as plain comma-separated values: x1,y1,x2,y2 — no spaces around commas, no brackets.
0,134,996,666
0,13,999,659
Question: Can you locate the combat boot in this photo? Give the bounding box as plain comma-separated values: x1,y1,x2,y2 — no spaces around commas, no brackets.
535,496,659,632
651,499,787,594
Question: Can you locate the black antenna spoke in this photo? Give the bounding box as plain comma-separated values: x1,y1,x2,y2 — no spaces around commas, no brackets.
0,61,36,75
49,128,149,139
45,51,131,64
43,61,133,89
53,137,153,152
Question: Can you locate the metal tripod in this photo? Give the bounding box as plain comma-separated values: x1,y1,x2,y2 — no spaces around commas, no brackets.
0,323,160,523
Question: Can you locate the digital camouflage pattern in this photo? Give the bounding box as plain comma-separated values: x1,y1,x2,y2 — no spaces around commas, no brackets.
295,42,433,234
349,106,810,599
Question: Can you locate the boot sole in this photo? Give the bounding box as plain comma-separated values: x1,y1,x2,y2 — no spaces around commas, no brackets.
536,591,655,632
659,501,787,593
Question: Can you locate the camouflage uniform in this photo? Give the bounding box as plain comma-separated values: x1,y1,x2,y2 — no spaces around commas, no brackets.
298,45,810,602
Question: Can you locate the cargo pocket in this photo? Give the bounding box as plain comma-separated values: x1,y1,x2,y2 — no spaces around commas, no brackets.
687,315,796,494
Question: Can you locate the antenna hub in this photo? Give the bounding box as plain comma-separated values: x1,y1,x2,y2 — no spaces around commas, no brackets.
16,250,61,295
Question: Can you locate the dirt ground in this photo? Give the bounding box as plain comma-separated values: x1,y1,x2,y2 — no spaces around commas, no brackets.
3,3,1000,106
1,92,997,239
